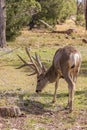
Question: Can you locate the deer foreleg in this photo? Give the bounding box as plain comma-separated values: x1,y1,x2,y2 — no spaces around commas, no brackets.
52,78,59,103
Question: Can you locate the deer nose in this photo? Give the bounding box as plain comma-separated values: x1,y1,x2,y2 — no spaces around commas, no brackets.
36,90,41,93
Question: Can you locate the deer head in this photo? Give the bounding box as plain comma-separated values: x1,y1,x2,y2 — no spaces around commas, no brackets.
17,48,47,93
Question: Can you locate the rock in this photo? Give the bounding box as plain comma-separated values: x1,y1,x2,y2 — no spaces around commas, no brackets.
66,28,77,35
0,106,23,117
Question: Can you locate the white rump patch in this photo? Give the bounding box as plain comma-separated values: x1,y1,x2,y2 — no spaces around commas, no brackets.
69,53,80,67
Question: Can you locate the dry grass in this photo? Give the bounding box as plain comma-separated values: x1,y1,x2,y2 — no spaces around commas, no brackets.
8,20,87,49
0,23,87,130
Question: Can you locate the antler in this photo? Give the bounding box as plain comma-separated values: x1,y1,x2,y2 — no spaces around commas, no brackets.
32,52,47,73
17,48,40,75
17,48,47,75
25,48,40,74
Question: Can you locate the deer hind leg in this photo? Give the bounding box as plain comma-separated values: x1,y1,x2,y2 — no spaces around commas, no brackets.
68,83,75,112
64,74,75,112
52,78,59,103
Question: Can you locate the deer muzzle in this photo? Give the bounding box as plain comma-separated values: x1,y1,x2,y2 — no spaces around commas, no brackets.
36,90,41,93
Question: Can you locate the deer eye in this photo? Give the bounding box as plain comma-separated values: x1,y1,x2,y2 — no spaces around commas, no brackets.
38,79,40,82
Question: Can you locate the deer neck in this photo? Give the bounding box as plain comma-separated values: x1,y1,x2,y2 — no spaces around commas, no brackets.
45,65,58,83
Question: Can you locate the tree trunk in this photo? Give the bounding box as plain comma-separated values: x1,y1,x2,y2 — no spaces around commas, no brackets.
0,0,6,48
85,0,87,30
77,0,79,15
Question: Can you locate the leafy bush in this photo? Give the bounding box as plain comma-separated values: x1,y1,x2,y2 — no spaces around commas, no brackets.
6,0,41,40
57,0,76,22
36,0,76,25
76,14,85,26
6,0,76,40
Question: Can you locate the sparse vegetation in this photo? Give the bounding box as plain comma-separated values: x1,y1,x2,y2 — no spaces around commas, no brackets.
0,22,87,129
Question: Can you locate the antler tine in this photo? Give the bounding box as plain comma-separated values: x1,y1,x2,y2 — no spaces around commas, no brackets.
35,52,43,69
17,64,27,69
35,53,47,72
17,54,36,70
42,63,47,72
17,54,27,64
27,72,37,76
25,48,40,75
32,52,47,73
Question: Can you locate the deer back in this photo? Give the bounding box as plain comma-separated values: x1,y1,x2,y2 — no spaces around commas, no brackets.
52,46,81,77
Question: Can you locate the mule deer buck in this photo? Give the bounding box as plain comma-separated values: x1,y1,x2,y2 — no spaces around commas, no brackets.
17,45,81,112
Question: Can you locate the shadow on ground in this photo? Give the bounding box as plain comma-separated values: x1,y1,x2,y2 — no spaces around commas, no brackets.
0,88,87,116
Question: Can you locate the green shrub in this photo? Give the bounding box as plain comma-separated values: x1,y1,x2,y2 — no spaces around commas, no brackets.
6,0,41,40
76,14,85,26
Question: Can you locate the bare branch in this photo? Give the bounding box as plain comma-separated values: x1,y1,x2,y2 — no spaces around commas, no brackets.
39,19,55,31
0,47,20,57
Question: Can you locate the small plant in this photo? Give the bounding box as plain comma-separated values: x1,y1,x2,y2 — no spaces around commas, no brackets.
76,14,85,26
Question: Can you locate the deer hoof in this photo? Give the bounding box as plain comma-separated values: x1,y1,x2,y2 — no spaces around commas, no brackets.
52,100,56,103
65,103,70,109
65,106,69,110
69,108,73,113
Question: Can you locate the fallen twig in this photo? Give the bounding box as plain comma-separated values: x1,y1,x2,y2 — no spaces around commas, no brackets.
0,47,20,57
39,19,55,31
